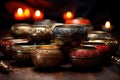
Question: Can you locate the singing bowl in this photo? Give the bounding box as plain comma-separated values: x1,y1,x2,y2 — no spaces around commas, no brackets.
31,44,63,68
81,41,110,61
0,38,29,58
89,38,119,56
27,24,52,44
10,23,32,38
87,31,112,40
12,43,37,62
52,24,88,47
69,46,102,68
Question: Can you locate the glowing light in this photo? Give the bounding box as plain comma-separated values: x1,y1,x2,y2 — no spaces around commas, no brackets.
33,10,44,21
63,11,74,21
24,8,30,18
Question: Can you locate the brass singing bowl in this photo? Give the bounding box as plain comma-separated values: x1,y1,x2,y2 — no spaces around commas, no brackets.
27,24,52,44
87,31,112,40
10,23,32,38
89,37,119,56
31,44,63,68
12,43,37,62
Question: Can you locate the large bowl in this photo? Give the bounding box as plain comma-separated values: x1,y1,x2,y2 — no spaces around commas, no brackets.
31,44,63,68
10,23,32,38
52,24,88,47
27,24,52,44
69,46,101,68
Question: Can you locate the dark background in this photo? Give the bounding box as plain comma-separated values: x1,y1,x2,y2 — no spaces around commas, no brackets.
0,0,120,32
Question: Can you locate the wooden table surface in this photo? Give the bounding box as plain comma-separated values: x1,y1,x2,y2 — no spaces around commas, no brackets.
0,30,120,80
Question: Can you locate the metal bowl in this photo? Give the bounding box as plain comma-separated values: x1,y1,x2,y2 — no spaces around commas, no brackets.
52,24,88,47
89,38,119,56
27,24,52,44
87,31,112,40
10,23,32,38
81,41,110,61
12,43,37,62
69,46,101,68
31,44,63,68
0,38,29,58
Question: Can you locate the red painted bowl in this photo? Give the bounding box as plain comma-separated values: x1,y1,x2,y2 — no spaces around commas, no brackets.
81,41,110,61
0,37,29,58
69,46,101,68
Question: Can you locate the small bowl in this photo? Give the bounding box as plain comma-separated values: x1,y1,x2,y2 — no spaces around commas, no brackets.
12,43,37,62
0,38,29,58
69,46,101,68
10,23,32,38
31,44,63,68
87,31,111,40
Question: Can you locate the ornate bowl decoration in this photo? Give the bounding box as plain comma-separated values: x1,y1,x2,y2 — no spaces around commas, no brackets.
52,24,88,47
89,38,119,56
31,44,63,68
69,46,101,68
10,23,32,38
27,24,52,44
87,31,112,40
0,37,29,58
12,43,37,62
81,41,110,62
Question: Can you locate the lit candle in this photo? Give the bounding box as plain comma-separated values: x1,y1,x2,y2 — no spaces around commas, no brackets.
33,10,44,21
102,21,113,31
24,8,31,19
14,8,25,20
63,11,74,21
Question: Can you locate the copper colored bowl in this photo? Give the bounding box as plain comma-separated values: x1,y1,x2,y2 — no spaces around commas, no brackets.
69,46,101,68
12,43,37,62
10,23,32,38
27,24,52,44
31,44,63,68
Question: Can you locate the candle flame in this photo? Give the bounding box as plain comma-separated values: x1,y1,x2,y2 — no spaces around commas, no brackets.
35,10,41,17
105,21,111,28
17,8,23,15
66,11,72,18
24,8,30,17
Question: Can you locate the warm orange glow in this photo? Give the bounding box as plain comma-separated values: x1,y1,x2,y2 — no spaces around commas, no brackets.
66,12,72,18
17,8,23,15
105,21,111,29
24,8,30,18
63,11,74,21
102,21,113,31
33,10,44,21
14,8,25,20
35,10,41,17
